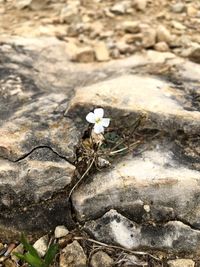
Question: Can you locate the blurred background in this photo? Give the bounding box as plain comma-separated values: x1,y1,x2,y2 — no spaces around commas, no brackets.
1,0,200,63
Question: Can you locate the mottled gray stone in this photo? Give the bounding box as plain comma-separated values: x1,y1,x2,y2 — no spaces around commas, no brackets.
90,251,114,267
0,39,81,240
59,241,87,267
72,141,200,228
66,74,200,134
85,209,200,254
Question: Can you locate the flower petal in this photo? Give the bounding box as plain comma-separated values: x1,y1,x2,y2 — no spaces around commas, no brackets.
94,123,104,134
94,108,104,119
86,112,95,123
102,118,110,127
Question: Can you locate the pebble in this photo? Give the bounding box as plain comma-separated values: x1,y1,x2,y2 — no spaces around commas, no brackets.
141,25,156,48
134,0,147,11
171,21,186,30
94,42,110,62
188,47,200,63
157,25,172,44
90,251,114,267
171,3,185,13
59,241,87,267
14,0,32,9
122,21,140,33
33,235,49,257
55,225,69,239
11,244,24,263
167,259,195,267
110,3,127,15
154,41,169,52
60,4,79,24
4,259,16,267
187,5,198,17
72,46,95,63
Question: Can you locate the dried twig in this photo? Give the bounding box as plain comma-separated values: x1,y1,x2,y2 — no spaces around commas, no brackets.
68,157,95,198
74,236,161,262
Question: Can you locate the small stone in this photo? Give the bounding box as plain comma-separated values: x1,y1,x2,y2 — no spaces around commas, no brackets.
122,21,140,33
141,26,156,48
116,41,135,54
90,251,114,267
60,4,79,24
33,235,49,257
55,225,69,238
14,0,32,9
187,5,198,17
4,259,16,267
72,47,95,63
110,3,127,15
134,0,147,11
171,3,185,13
157,25,172,44
188,47,200,63
11,244,24,263
167,259,195,267
171,21,186,30
59,241,87,267
154,41,169,52
94,42,110,62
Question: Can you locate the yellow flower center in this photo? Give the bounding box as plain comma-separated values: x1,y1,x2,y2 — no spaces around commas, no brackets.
95,118,101,124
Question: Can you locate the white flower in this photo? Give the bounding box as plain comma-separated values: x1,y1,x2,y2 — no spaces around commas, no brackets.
86,108,110,134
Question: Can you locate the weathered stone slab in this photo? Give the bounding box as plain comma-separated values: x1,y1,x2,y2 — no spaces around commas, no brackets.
66,74,200,134
0,92,79,162
0,147,75,240
72,143,200,228
85,209,200,254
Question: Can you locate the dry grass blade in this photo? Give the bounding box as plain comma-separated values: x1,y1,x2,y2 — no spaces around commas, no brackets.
68,157,95,198
73,236,161,262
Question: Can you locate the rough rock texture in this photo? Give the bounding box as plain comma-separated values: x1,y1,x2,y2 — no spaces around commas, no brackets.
85,209,200,254
68,53,200,254
0,39,81,240
167,259,195,267
59,241,87,267
67,72,200,134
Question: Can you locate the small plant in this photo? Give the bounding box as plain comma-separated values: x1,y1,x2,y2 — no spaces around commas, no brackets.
14,234,58,267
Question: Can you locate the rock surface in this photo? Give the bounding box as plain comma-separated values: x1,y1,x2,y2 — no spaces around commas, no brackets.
167,259,195,267
90,251,114,267
85,209,200,254
59,241,87,267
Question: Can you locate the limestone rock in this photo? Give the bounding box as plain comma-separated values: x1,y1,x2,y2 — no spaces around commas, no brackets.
171,3,185,13
33,235,49,257
110,2,127,15
67,74,200,134
94,42,110,62
154,41,169,52
188,47,200,64
167,259,195,267
171,21,186,30
187,5,198,17
90,251,114,267
141,25,156,48
72,141,200,225
14,0,32,9
59,241,87,267
84,209,200,254
133,0,147,11
4,259,16,267
0,39,84,240
122,21,140,33
72,47,95,63
55,225,69,238
60,3,79,24
157,25,172,44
